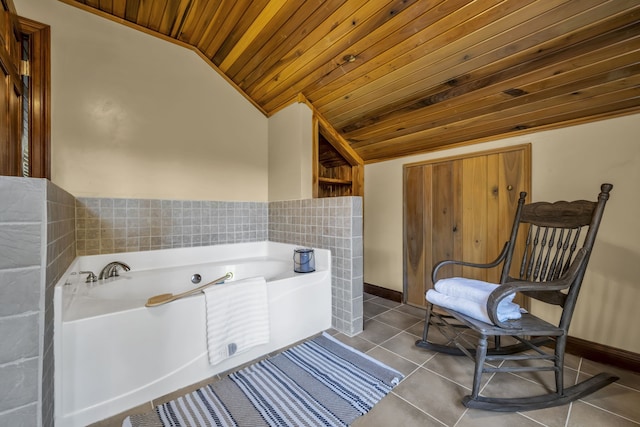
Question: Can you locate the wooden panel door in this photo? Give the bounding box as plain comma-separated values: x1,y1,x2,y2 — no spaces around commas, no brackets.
403,165,428,306
403,144,530,307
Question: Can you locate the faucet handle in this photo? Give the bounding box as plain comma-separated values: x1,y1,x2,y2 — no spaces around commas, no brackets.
79,271,97,283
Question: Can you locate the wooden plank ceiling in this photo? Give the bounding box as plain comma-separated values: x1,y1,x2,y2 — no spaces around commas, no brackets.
62,0,640,163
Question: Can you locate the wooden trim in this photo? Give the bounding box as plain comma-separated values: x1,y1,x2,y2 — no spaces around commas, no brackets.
266,94,301,117
19,16,50,179
193,50,267,116
364,282,402,303
298,94,363,167
317,116,363,167
564,336,640,373
312,115,319,198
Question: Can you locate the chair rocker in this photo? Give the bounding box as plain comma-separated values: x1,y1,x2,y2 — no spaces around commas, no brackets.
415,183,618,412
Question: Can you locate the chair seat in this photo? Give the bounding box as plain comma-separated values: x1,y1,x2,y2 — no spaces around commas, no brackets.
442,307,564,336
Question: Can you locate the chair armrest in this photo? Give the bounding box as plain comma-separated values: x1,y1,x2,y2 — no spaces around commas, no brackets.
432,241,510,284
486,248,590,328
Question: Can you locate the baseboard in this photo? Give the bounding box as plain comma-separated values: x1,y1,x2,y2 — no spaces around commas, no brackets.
363,282,639,373
363,282,402,303
565,336,640,373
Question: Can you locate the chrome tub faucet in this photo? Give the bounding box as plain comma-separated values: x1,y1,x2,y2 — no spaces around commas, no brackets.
98,261,131,280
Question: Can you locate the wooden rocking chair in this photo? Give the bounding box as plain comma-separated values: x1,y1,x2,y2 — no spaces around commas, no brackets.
415,183,618,411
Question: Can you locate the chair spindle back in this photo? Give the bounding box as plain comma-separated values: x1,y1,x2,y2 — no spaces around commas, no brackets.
501,184,613,308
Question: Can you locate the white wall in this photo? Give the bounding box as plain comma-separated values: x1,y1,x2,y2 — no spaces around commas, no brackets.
365,114,640,353
268,102,313,201
16,0,269,201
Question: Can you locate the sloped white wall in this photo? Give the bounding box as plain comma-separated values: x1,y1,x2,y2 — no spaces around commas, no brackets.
16,0,269,201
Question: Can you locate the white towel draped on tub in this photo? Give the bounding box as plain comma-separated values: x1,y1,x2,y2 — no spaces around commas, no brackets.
203,276,270,366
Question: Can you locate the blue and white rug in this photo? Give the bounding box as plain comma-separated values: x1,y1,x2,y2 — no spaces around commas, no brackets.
123,332,403,426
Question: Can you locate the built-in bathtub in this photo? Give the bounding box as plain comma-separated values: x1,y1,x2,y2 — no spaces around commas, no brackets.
54,241,332,427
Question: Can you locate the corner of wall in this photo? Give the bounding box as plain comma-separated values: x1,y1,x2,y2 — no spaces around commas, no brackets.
268,101,314,202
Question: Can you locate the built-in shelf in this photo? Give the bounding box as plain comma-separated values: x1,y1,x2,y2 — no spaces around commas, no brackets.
313,116,364,198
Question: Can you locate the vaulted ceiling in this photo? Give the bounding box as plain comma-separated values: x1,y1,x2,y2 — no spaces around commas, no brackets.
62,0,640,163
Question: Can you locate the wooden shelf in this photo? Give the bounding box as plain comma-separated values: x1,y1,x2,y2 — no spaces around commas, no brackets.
318,177,352,185
312,113,364,198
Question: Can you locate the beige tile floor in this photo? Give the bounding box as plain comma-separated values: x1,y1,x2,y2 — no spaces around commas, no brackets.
92,293,640,426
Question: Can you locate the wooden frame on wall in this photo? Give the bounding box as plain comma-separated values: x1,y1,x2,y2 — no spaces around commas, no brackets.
19,16,50,179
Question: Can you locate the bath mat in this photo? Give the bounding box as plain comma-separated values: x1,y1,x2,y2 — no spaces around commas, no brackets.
123,332,403,427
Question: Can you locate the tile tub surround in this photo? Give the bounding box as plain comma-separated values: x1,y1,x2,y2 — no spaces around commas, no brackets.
44,182,76,426
269,197,364,336
75,198,268,255
2,178,362,424
75,195,364,337
0,177,76,427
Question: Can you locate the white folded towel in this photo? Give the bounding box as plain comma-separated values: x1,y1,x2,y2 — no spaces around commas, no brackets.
426,289,521,324
427,277,521,325
203,276,270,366
435,277,516,309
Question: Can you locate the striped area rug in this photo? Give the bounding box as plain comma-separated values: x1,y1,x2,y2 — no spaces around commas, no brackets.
123,332,403,427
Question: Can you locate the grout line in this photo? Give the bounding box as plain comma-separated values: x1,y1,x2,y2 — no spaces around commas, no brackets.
517,412,552,426
576,400,640,425
366,300,640,426
420,365,472,392
389,391,449,426
363,342,429,382
563,402,573,427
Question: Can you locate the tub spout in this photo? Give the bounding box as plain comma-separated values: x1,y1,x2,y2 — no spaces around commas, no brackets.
98,261,131,280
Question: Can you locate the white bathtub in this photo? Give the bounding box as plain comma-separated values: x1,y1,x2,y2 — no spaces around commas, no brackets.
54,242,332,427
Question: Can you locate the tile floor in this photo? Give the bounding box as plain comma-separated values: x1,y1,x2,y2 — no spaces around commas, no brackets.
92,294,640,426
